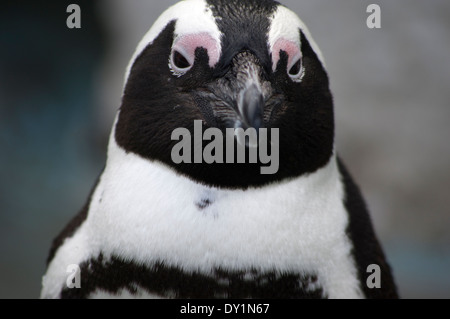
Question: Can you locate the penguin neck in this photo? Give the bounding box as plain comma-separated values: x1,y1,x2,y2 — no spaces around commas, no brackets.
105,113,338,193
108,112,336,189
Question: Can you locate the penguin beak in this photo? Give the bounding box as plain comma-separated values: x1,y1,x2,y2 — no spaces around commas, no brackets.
236,83,265,131
197,51,270,142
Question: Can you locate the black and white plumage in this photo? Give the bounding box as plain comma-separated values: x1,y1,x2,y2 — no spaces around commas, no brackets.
41,0,398,298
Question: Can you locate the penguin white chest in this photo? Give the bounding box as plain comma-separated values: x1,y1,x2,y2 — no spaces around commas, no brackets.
84,141,362,298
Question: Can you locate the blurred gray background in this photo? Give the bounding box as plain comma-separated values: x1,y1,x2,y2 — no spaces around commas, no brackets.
1,0,449,298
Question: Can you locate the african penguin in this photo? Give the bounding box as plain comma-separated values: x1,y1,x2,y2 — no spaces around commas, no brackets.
41,0,398,298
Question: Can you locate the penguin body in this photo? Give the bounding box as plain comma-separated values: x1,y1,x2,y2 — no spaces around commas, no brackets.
42,0,398,298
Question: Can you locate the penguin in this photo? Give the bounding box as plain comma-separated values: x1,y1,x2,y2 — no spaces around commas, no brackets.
41,0,398,299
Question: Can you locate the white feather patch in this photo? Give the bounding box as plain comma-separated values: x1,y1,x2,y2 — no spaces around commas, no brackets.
269,5,326,67
89,287,163,299
40,223,92,298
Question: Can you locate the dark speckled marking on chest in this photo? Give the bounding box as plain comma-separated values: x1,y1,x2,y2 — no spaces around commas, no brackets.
60,254,326,299
196,198,213,210
195,189,217,212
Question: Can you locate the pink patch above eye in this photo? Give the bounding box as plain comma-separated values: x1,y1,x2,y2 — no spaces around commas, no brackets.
272,38,302,72
172,33,220,68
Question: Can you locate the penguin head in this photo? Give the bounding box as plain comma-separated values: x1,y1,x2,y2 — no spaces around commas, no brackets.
113,0,334,189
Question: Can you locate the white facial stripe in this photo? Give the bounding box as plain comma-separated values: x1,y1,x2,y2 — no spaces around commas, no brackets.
123,0,222,86
272,38,301,72
172,33,220,68
269,5,326,67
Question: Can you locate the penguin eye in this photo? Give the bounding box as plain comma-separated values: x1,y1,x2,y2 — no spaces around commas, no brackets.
172,51,191,71
169,33,221,77
287,57,304,82
169,44,194,77
289,59,302,76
